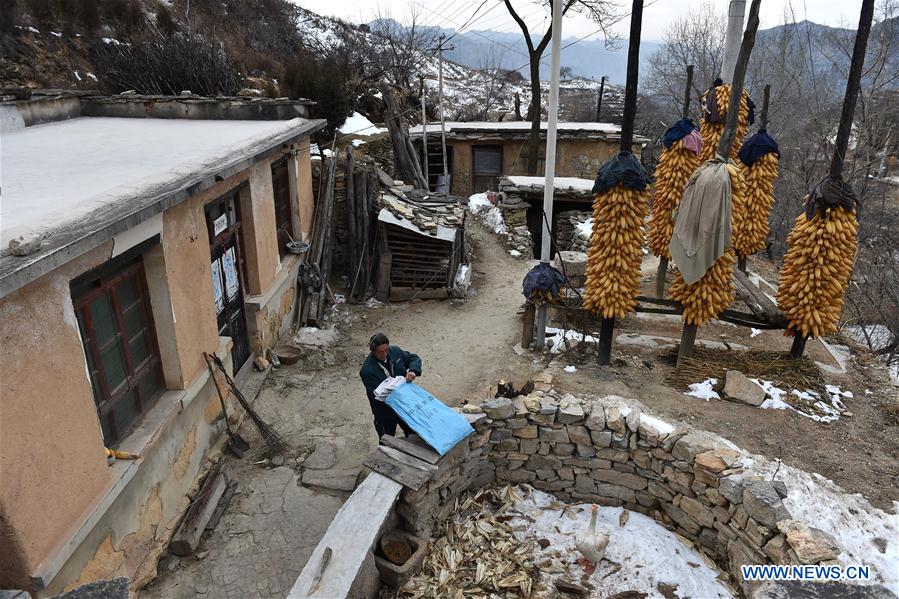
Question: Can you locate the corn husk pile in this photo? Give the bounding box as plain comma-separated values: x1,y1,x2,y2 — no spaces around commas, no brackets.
583,184,650,319
775,204,858,338
648,139,702,261
699,84,751,162
669,162,744,326
399,486,540,598
733,151,779,258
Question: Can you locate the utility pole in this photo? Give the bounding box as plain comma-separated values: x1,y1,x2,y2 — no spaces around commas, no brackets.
595,75,606,121
721,0,747,83
534,0,563,350
420,75,429,191
437,34,454,193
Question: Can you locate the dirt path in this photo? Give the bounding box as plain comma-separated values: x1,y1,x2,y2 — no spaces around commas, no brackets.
141,220,535,599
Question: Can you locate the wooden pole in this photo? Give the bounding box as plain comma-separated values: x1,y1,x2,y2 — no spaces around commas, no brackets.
676,323,698,366
521,304,536,348
830,0,875,180
346,146,358,295
597,0,643,365
595,76,606,121
438,34,450,192
759,83,770,130
790,0,874,360
677,0,761,366
420,76,429,190
656,65,695,298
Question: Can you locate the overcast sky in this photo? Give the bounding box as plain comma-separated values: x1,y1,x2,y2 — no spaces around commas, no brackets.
292,0,864,42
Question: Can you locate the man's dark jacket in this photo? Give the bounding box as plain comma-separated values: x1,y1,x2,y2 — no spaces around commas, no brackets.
359,346,422,402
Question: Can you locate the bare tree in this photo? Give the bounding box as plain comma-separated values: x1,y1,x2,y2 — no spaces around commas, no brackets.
502,0,620,174
475,46,511,120
368,5,439,89
645,1,726,114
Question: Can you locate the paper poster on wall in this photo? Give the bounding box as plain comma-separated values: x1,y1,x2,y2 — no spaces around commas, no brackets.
211,259,224,314
223,247,240,299
213,213,228,237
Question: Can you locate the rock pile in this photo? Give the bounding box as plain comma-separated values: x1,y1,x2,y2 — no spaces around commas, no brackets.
555,210,592,253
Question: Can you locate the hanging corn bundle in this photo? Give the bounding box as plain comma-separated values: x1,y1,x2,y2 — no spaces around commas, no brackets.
733,85,780,269
648,67,703,298
776,182,858,339
583,0,647,365
699,79,754,162
668,161,740,327
583,153,651,318
668,0,763,364
647,123,702,261
777,0,873,359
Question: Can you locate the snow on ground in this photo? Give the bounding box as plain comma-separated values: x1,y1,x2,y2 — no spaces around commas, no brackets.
563,365,577,373
510,488,733,599
510,249,522,257
468,193,508,234
505,176,597,193
337,112,385,136
686,378,720,400
2,117,306,247
753,379,850,422
844,324,895,351
576,218,594,239
744,459,899,595
545,327,598,354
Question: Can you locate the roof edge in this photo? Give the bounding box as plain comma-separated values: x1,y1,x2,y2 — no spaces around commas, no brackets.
0,118,326,300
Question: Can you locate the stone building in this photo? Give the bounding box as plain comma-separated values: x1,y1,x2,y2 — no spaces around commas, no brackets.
0,91,324,595
408,121,647,196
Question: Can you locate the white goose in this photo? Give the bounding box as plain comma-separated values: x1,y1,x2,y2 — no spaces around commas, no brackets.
575,504,609,574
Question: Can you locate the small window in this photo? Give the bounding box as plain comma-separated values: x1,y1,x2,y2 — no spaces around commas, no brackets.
73,256,164,446
272,158,293,260
472,145,503,193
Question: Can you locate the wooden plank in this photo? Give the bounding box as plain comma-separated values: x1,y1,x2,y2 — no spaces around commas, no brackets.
286,473,402,599
170,473,227,556
378,445,439,473
380,435,441,464
733,268,786,325
362,452,431,491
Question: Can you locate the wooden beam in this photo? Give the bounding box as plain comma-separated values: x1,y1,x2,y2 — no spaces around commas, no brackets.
363,452,431,491
170,472,227,556
377,445,439,473
380,435,441,464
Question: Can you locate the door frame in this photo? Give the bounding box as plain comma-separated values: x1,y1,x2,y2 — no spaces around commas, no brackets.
205,187,252,373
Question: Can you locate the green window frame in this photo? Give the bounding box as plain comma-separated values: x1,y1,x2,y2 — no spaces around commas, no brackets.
73,255,164,446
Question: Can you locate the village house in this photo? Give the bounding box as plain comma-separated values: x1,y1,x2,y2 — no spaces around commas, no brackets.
407,121,648,195
0,91,325,595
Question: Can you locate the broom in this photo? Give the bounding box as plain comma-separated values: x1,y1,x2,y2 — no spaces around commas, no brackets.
210,352,287,452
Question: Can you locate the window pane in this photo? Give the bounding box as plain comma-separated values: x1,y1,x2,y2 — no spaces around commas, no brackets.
100,413,115,445
129,331,150,368
100,340,127,393
112,389,141,439
122,304,144,339
118,276,140,309
89,294,117,345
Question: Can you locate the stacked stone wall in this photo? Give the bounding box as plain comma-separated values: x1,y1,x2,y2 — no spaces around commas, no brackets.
394,373,851,596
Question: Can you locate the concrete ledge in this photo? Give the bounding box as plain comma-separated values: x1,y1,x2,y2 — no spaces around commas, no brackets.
287,473,403,599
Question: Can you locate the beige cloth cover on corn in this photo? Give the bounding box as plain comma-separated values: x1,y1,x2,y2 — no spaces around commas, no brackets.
668,158,733,284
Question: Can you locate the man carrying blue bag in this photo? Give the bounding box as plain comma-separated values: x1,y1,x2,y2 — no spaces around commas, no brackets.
359,332,421,438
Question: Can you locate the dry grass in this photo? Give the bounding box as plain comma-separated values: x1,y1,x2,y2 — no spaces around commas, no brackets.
665,346,828,396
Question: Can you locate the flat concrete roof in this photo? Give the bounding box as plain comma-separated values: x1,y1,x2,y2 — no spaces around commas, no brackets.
0,116,325,298
408,121,648,144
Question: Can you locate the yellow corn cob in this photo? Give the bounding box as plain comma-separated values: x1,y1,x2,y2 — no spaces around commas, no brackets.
648,138,701,260
583,183,650,319
733,151,779,258
699,84,751,162
775,204,858,338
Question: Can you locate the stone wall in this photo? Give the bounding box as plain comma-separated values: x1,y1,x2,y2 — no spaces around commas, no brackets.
394,373,851,597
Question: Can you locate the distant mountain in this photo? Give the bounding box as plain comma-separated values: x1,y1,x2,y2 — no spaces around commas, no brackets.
371,16,898,86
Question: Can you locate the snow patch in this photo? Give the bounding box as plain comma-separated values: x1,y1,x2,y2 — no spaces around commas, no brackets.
338,112,385,136
754,378,850,422
467,193,507,234
351,139,366,147
509,489,732,598
509,249,521,257
576,217,594,239
563,365,577,373
638,413,676,435
544,327,598,354
685,378,719,401
750,328,762,337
